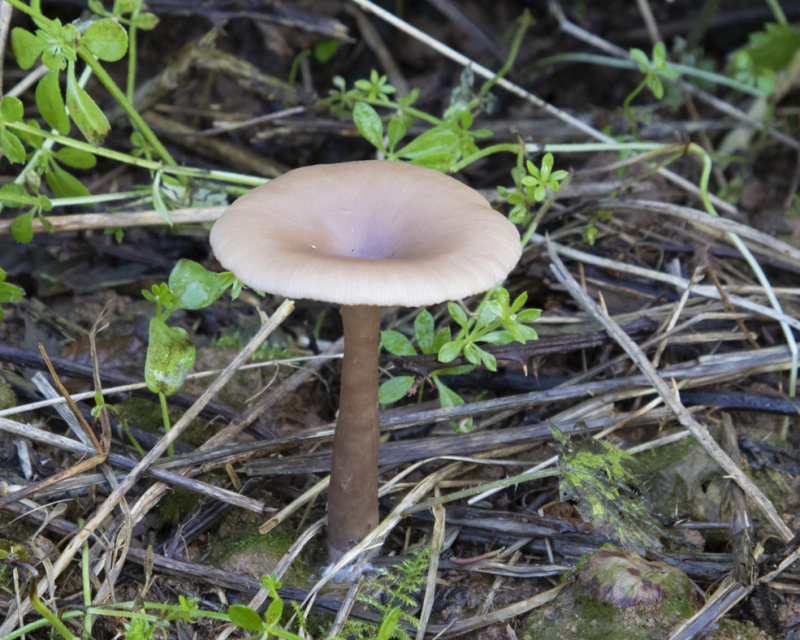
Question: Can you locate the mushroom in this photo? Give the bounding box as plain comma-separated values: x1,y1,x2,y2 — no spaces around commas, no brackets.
209,160,521,562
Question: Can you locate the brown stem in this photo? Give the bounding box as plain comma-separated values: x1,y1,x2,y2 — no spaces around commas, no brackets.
327,304,381,561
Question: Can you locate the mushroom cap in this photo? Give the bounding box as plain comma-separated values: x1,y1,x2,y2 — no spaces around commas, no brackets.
209,160,521,307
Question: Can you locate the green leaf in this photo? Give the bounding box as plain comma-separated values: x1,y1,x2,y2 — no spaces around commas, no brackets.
0,183,35,206
414,309,435,354
0,96,23,123
263,597,283,627
463,342,481,365
510,291,527,313
438,340,462,363
0,276,24,305
227,605,265,632
353,101,384,150
516,308,541,323
432,326,451,353
16,119,45,149
36,70,70,134
380,329,416,356
133,12,159,30
144,317,196,395
54,147,96,169
313,38,339,63
648,75,664,99
629,47,649,70
386,117,406,151
379,376,415,404
744,23,800,71
479,348,497,371
83,18,128,62
397,126,460,171
115,0,142,13
0,129,26,164
65,64,110,144
651,42,667,66
433,376,470,432
45,163,89,197
447,301,468,328
478,300,500,325
376,606,402,640
11,27,43,69
10,211,34,244
168,258,229,310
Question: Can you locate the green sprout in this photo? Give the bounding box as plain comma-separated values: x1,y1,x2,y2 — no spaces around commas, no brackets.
498,152,569,226
623,42,681,136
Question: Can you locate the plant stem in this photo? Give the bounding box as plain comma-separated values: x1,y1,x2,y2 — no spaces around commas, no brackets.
530,52,766,97
450,142,522,173
327,304,381,562
9,121,266,186
77,45,177,168
765,0,788,24
29,590,77,640
126,2,140,101
477,9,533,99
159,391,175,456
622,77,647,138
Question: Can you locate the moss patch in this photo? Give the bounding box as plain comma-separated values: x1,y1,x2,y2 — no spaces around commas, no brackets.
210,514,311,588
526,547,700,640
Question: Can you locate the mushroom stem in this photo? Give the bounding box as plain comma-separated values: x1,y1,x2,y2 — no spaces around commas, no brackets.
327,304,381,561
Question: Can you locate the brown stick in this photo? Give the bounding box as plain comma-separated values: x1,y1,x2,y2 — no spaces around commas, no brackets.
327,305,381,561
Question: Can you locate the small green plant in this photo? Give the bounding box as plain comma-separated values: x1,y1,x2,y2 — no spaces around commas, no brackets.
227,574,349,640
142,259,239,452
624,42,681,137
582,208,614,245
498,152,570,226
326,12,534,174
343,547,431,640
380,287,540,433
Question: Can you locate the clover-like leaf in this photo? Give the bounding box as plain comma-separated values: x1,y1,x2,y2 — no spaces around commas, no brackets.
11,27,44,69
10,211,35,244
83,18,128,62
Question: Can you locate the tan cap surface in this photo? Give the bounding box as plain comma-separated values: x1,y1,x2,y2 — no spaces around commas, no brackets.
210,160,521,307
